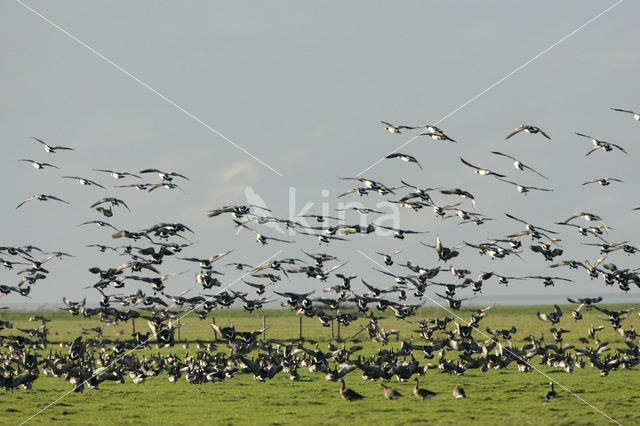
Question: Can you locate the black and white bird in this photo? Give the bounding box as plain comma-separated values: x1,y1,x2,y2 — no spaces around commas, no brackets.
139,169,190,182
385,153,422,169
505,125,551,140
460,158,505,178
93,169,141,179
497,178,553,194
16,194,69,209
19,159,59,170
582,178,623,187
575,133,628,156
419,132,456,143
490,151,547,179
611,107,640,121
234,220,293,245
62,176,105,189
544,382,558,399
30,137,74,153
380,121,417,134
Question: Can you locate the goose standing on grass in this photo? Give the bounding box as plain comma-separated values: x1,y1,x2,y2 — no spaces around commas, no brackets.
545,382,558,399
339,379,364,401
453,386,466,399
414,378,436,400
380,383,403,400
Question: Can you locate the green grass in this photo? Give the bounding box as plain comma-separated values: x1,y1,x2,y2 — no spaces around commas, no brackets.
1,304,638,425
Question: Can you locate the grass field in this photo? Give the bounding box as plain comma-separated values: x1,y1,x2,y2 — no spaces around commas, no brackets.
1,304,638,425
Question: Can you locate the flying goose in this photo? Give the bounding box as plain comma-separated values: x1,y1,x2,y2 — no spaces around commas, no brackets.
335,206,384,215
31,137,74,153
385,153,422,169
379,383,403,400
210,204,271,219
419,125,455,141
62,176,105,188
550,260,585,270
93,169,141,179
422,236,463,262
505,125,550,140
78,220,118,231
19,159,59,170
555,221,605,237
460,157,505,178
497,178,553,194
490,151,548,179
298,230,348,244
339,379,364,401
178,251,232,269
139,169,190,181
16,194,69,209
341,177,396,195
91,197,131,212
536,305,563,323
582,178,623,186
148,182,183,192
337,187,372,198
413,378,436,400
435,293,474,310
298,214,340,223
399,180,441,202
115,183,153,191
419,132,456,142
378,225,426,240
440,188,477,209
504,213,557,238
377,250,401,266
388,199,430,211
575,133,628,156
380,121,417,134
526,276,572,287
226,262,253,271
560,212,608,233
567,296,602,308
611,107,640,121
233,220,293,245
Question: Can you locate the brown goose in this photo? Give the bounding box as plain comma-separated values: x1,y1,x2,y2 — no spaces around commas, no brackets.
379,383,403,400
339,379,364,401
414,378,436,400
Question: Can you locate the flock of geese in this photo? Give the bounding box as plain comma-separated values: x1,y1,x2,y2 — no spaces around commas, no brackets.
1,107,639,408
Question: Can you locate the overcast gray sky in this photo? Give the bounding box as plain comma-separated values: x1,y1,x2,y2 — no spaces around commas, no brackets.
1,1,639,309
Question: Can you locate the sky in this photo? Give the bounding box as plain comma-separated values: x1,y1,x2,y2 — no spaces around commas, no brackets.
1,1,639,310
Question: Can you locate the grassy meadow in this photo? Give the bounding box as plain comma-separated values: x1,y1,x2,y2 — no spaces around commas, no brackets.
1,304,639,425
